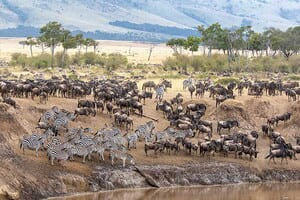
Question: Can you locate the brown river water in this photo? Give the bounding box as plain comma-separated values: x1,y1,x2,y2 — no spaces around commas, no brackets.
50,183,300,200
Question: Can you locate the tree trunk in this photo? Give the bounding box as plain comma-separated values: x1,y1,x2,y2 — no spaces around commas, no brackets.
30,45,33,57
94,46,96,54
62,48,66,67
51,45,55,68
148,47,153,61
78,45,81,56
41,43,44,54
203,46,206,56
208,46,212,57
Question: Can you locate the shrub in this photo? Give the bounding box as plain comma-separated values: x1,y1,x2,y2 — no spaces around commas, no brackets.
30,53,52,68
216,77,240,85
190,56,205,72
10,53,28,67
68,74,78,80
105,53,128,74
289,56,300,73
55,52,70,68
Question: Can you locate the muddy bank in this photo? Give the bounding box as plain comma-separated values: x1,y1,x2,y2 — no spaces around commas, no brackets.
90,162,300,191
4,162,300,200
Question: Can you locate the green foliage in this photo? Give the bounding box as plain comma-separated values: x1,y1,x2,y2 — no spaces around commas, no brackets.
162,54,300,73
216,77,240,85
166,38,186,54
105,53,128,74
68,74,78,80
10,53,28,67
55,52,70,68
30,53,52,69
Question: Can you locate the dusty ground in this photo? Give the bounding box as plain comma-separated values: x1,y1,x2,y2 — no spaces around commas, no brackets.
5,81,300,169
1,79,300,199
0,38,224,65
0,38,171,65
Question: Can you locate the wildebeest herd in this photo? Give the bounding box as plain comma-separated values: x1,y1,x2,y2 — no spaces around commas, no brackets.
1,75,300,167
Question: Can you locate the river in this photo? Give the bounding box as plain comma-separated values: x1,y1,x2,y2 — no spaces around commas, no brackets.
50,183,300,200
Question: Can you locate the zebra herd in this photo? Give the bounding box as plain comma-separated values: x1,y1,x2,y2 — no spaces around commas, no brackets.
19,106,158,167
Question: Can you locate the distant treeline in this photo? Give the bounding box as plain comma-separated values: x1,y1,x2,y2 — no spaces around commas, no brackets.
0,25,167,42
109,21,199,37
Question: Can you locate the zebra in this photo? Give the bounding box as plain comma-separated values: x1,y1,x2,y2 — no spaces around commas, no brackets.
135,121,155,141
39,106,59,123
109,150,135,167
155,85,165,100
127,132,138,150
183,78,194,90
19,136,46,157
52,112,76,135
48,148,70,165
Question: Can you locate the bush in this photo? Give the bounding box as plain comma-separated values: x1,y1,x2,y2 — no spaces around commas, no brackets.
71,53,82,66
30,53,52,68
55,52,70,68
68,74,78,80
105,53,128,74
10,53,28,67
216,77,240,85
190,56,205,72
289,56,300,73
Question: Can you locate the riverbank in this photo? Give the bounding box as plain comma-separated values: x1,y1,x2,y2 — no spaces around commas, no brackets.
3,160,300,200
1,87,300,199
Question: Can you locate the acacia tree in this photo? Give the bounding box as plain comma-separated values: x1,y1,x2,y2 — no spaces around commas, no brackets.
75,33,84,55
25,36,37,57
166,38,186,54
198,23,223,56
90,39,99,54
83,38,94,53
40,21,64,67
184,36,201,55
61,30,76,67
36,35,47,53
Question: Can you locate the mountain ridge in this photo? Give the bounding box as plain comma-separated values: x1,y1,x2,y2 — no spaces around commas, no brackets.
0,0,299,41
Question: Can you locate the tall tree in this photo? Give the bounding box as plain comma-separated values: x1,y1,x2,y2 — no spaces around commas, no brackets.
61,30,76,67
166,38,186,54
184,36,201,55
36,35,47,53
198,23,223,56
40,21,64,67
75,33,84,55
25,36,37,57
90,39,99,54
83,38,94,53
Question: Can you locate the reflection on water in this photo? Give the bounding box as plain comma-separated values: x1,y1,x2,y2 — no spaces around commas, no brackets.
51,183,300,200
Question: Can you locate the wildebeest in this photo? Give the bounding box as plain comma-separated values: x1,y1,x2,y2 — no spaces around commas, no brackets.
3,97,17,108
217,120,239,134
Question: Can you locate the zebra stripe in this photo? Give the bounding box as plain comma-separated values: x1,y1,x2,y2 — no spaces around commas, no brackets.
155,85,165,100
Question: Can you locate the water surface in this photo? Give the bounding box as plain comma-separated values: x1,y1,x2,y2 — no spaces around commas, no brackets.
51,183,300,200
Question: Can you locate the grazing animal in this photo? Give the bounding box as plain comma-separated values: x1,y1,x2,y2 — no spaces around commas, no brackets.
217,120,239,134
110,150,135,167
3,97,17,108
155,85,165,100
188,85,195,99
